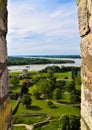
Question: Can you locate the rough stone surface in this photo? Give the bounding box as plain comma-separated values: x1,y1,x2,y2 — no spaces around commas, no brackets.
78,0,90,37
0,0,12,130
76,0,81,6
81,85,92,130
77,0,92,129
0,98,12,130
87,0,92,30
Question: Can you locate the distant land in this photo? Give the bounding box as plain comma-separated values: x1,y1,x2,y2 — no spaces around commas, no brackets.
8,55,81,59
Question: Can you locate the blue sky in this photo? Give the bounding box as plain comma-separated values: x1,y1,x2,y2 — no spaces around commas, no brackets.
7,0,80,56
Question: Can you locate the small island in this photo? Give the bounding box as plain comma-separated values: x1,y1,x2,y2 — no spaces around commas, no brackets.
7,57,75,66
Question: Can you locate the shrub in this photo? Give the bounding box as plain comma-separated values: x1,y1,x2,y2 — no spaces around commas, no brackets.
47,100,54,108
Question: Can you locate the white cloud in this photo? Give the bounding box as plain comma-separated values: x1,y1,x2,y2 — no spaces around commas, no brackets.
7,0,80,55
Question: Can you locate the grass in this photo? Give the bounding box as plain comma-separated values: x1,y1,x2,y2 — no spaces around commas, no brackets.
76,84,81,90
13,116,46,125
54,72,71,79
13,126,26,130
61,92,71,103
10,86,20,93
29,85,37,93
10,99,17,108
15,97,80,117
9,71,22,75
35,119,61,130
10,70,80,129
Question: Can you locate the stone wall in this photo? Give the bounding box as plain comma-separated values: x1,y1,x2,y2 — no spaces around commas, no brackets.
77,0,92,130
0,0,12,130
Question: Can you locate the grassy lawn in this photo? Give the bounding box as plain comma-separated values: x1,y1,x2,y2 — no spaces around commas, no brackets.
13,116,46,125
76,84,81,90
10,87,20,93
29,85,37,93
54,72,71,79
10,70,80,129
61,93,71,103
9,71,22,75
15,97,80,117
35,119,61,130
13,126,26,130
11,99,17,108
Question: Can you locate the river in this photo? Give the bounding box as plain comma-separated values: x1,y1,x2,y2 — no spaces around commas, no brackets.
8,58,81,72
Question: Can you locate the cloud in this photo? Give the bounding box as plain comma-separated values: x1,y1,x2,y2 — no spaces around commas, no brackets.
7,0,80,55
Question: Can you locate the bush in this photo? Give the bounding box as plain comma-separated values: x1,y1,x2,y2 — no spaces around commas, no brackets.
61,115,80,130
47,100,54,108
33,89,40,99
22,94,32,108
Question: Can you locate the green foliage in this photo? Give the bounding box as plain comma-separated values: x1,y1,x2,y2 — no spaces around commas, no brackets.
8,57,75,65
13,115,46,125
15,97,80,116
14,126,27,130
37,79,54,98
10,69,80,129
22,94,32,108
75,74,81,85
47,100,54,108
70,91,80,104
65,81,75,92
53,88,61,101
56,80,65,90
10,76,20,87
61,115,70,130
33,88,41,99
20,85,29,96
61,115,80,130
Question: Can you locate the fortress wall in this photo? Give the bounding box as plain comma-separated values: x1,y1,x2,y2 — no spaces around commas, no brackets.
77,0,92,129
0,0,12,130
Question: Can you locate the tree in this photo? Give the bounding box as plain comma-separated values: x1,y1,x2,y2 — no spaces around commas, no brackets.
33,88,40,99
61,115,80,130
47,100,54,108
37,79,53,98
56,80,65,90
75,74,81,85
10,76,20,88
20,85,29,96
69,115,80,130
70,91,81,104
65,81,75,92
22,94,32,108
53,88,61,101
61,115,70,130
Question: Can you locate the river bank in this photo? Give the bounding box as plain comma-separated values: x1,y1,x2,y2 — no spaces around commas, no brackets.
8,58,81,72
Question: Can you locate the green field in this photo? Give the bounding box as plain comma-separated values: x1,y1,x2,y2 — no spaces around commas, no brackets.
10,69,81,129
14,126,26,130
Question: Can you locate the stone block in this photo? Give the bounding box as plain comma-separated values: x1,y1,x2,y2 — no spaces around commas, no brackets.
78,0,90,36
0,97,11,130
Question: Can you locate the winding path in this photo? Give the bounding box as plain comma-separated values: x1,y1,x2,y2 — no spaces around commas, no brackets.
14,124,34,130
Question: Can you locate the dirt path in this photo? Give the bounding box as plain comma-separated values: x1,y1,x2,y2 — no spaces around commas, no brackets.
13,124,34,130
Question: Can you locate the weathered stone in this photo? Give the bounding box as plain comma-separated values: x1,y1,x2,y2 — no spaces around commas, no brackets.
77,0,92,129
0,97,11,130
76,0,81,6
0,37,7,63
78,0,90,36
87,0,92,31
80,33,92,57
81,85,92,130
81,65,92,92
0,0,12,130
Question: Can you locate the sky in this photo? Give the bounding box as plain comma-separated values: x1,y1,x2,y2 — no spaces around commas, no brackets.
7,0,80,56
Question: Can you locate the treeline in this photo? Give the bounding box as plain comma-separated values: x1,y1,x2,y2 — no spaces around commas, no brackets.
40,66,80,73
7,57,75,65
18,55,81,58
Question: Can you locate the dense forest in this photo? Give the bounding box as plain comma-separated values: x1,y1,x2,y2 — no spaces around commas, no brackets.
7,57,75,65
